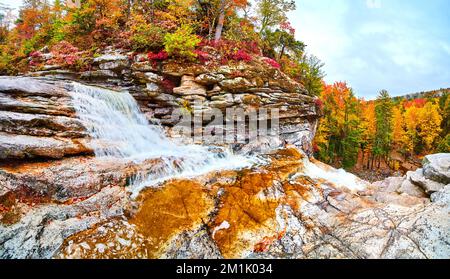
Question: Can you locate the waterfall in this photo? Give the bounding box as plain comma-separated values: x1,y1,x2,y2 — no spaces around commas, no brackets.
300,157,368,191
68,82,253,197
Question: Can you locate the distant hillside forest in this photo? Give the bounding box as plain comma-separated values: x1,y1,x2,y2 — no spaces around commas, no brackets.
314,85,449,172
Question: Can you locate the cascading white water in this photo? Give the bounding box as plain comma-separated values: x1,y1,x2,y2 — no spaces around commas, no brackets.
300,157,368,191
69,82,253,197
69,83,172,158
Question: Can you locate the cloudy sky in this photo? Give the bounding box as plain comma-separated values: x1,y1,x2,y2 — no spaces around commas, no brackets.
291,0,450,99
1,0,449,99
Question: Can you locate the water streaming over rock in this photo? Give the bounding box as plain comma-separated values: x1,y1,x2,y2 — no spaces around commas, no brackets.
300,157,368,191
68,82,253,197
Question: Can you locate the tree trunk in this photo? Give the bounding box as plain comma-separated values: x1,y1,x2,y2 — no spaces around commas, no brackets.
371,156,375,170
361,151,365,169
279,44,286,61
214,1,226,43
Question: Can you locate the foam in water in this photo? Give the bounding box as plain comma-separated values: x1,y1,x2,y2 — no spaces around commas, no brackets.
68,82,254,197
300,157,368,191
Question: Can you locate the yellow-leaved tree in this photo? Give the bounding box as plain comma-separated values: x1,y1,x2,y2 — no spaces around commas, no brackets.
392,106,407,151
404,105,420,155
417,102,443,152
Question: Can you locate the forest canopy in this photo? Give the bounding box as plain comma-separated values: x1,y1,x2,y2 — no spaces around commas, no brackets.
314,84,450,173
0,0,325,96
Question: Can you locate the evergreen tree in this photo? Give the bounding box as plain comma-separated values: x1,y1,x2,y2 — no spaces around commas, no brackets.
341,90,362,169
374,90,393,168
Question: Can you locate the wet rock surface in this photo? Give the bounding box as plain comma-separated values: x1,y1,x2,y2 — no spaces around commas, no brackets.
5,148,441,260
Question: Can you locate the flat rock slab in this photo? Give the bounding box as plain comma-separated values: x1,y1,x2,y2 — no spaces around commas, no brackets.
0,132,91,160
0,76,68,97
0,111,86,138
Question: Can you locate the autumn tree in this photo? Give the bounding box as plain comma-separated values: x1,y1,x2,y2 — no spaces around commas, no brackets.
193,0,248,42
417,102,443,152
314,82,362,169
341,89,363,168
403,104,420,155
391,105,407,155
0,5,11,44
360,101,376,169
298,55,325,96
256,0,295,35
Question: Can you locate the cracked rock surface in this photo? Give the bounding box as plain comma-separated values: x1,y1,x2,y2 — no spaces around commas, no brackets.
17,148,444,260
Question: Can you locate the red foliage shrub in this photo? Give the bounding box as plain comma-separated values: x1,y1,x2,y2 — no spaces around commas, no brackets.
29,51,43,67
315,98,324,111
193,49,210,64
148,50,169,61
200,39,259,65
161,78,176,94
48,41,81,66
29,60,39,67
232,49,252,62
29,51,42,59
313,143,320,153
263,58,281,69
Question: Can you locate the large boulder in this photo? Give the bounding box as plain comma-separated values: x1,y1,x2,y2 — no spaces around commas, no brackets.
423,154,450,185
408,168,446,194
0,186,128,259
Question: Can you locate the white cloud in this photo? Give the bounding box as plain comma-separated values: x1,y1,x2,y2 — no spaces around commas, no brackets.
366,0,382,9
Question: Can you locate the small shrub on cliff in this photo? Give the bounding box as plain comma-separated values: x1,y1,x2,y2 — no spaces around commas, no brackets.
200,39,258,65
48,41,80,65
148,50,169,61
263,57,281,69
130,14,166,51
164,25,201,60
160,77,176,94
148,50,169,67
232,49,252,62
48,41,90,70
314,98,324,112
193,49,210,64
28,51,44,68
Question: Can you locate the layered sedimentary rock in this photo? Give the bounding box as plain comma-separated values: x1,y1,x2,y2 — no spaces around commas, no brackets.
26,47,321,154
0,77,92,160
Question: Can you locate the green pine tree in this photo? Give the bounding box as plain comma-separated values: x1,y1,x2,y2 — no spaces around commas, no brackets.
374,89,393,168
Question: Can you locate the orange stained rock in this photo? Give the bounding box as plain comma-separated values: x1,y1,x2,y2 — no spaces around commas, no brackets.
211,148,305,258
57,219,151,259
0,160,55,174
130,180,215,257
56,148,323,259
282,176,316,211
